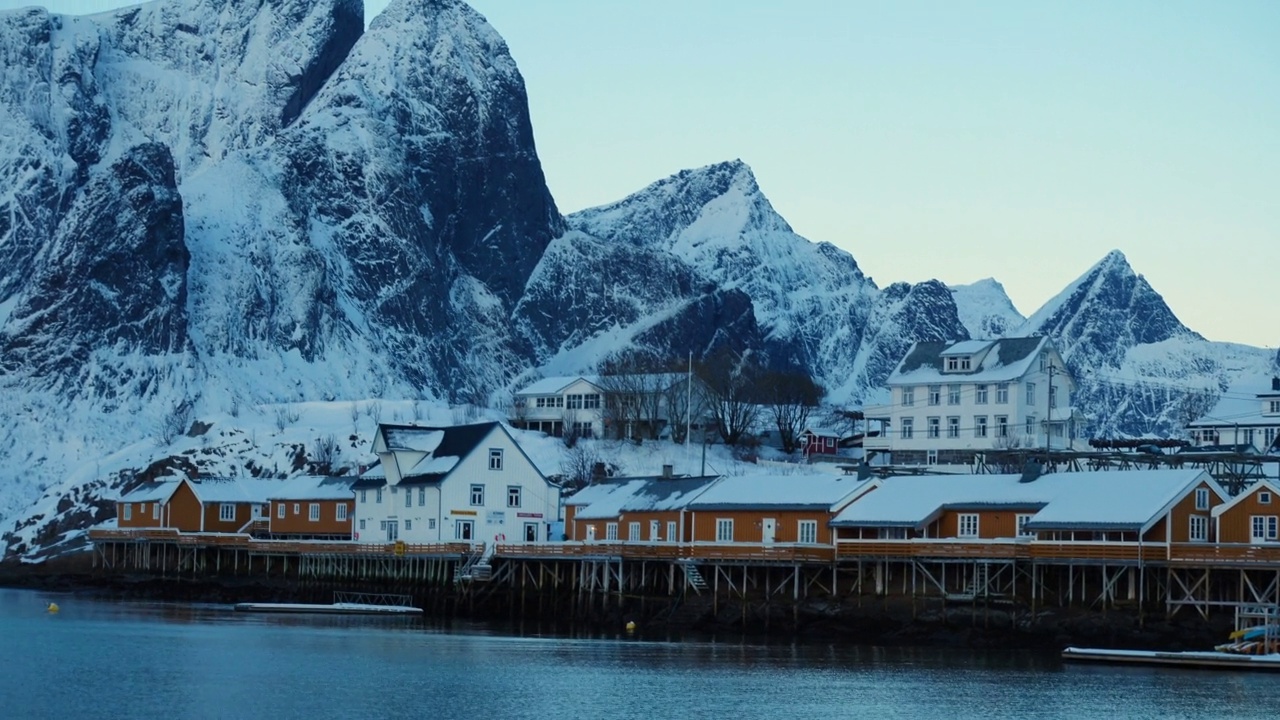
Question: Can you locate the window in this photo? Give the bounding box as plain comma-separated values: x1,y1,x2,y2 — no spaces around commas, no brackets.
277,503,286,519
336,504,348,522
995,415,1009,438
360,490,367,504
927,417,940,439
1016,514,1034,537
380,520,387,530
902,387,915,407
715,518,734,542
947,417,960,438
946,356,959,371
975,385,988,404
928,385,941,406
405,488,412,507
667,520,677,542
429,518,437,530
1260,491,1272,505
1270,401,1280,414
926,450,938,465
293,503,300,515
958,513,979,538
572,421,594,439
359,519,366,530
219,503,236,522
1251,516,1278,541
583,393,601,409
798,520,818,544
996,384,1009,404
1026,416,1037,437
650,520,661,541
418,488,425,507
470,484,485,506
489,449,504,471
1189,515,1208,542
123,504,132,521
309,503,320,522
1048,385,1058,409
1025,382,1036,405
901,417,914,440
375,488,383,504
566,394,583,409
152,503,160,520
878,527,908,540
405,519,412,531
606,522,618,541
629,522,641,541
975,416,988,438
535,396,564,409
1243,428,1255,446
948,385,961,405
1039,351,1049,372
507,486,522,508
1195,488,1210,511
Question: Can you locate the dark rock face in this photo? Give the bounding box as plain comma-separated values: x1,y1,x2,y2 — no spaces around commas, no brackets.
0,144,188,395
280,0,364,128
856,280,971,394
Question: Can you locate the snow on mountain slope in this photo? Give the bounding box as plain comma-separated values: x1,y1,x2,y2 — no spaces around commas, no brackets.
950,278,1025,339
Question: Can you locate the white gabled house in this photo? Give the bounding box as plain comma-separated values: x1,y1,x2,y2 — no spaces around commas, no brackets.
864,336,1086,468
1186,376,1280,454
353,422,559,545
511,372,704,441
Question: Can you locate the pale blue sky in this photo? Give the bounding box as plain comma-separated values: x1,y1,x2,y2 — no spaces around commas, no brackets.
4,1,1277,348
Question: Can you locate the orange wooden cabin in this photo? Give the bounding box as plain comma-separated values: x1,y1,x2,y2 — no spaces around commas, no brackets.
684,474,875,545
567,475,718,543
1212,479,1280,544
267,475,355,539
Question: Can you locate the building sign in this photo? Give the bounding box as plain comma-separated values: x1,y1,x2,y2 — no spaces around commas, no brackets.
517,512,544,519
452,510,477,516
486,511,505,525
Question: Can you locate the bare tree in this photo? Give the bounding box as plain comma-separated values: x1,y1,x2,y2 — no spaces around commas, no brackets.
664,372,707,445
762,371,825,454
312,434,339,470
560,442,606,492
696,348,763,446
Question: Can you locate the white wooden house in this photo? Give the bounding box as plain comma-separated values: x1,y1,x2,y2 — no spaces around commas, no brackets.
863,337,1085,468
1186,377,1280,454
352,422,559,545
511,372,703,441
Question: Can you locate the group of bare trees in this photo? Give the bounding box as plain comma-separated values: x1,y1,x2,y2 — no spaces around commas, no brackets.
594,349,825,452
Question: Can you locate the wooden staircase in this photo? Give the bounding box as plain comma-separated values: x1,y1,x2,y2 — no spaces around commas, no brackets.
676,560,708,593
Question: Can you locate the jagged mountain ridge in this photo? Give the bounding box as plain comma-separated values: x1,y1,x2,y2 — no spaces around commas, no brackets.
0,0,1272,557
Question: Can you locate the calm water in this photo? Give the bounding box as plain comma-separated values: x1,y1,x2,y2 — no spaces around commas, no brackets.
2,588,1279,719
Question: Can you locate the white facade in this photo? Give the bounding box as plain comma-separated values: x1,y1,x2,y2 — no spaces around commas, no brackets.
353,423,560,545
511,372,701,440
864,337,1085,466
1187,377,1280,454
512,377,606,438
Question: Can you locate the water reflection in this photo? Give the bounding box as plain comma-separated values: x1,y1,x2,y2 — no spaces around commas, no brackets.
2,587,1279,720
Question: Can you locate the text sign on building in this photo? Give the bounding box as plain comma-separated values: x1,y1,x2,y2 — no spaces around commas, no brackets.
517,512,544,519
452,510,478,516
486,511,505,525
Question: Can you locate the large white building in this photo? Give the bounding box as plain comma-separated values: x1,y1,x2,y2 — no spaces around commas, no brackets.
352,422,560,545
510,372,701,441
864,337,1085,467
1186,377,1280,454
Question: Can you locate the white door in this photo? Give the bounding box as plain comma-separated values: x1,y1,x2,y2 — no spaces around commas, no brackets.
1252,516,1277,543
762,518,776,544
456,520,474,541
524,522,538,542
650,520,661,541
251,504,263,520
386,520,399,542
586,525,597,542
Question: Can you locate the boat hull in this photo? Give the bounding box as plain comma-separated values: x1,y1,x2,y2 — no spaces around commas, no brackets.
1062,647,1280,671
233,602,422,615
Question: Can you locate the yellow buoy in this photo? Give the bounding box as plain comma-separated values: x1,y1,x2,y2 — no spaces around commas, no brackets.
46,602,59,614
625,620,636,633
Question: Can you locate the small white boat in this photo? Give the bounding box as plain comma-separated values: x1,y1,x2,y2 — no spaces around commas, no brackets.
1062,646,1280,671
233,591,421,616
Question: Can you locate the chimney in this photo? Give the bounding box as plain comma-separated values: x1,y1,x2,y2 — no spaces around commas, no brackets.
661,464,673,479
1272,376,1279,392
591,462,607,483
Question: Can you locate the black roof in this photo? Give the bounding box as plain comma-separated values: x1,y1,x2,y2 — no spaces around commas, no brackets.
896,337,1045,376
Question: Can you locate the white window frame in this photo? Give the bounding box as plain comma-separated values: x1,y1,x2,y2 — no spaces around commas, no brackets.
1260,491,1272,505
605,522,618,541
336,504,348,522
152,503,160,520
900,417,914,440
1194,488,1209,511
958,513,979,538
798,520,818,544
376,488,383,504
277,503,286,519
293,503,300,515
947,385,961,405
1025,382,1036,406
995,415,1009,437
975,416,988,438
629,521,641,541
901,387,915,407
666,520,678,543
928,385,941,406
470,484,485,506
405,487,412,507
1016,514,1034,537
418,487,426,507
488,449,504,471
1189,515,1208,543
1252,516,1279,542
996,384,1009,404
927,417,940,439
309,503,320,522
405,519,412,531
359,518,366,530
975,385,988,404
946,416,960,438
123,503,132,521
507,486,522,508
219,503,236,522
715,518,734,542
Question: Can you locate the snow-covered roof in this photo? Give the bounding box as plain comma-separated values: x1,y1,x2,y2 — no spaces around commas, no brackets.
886,336,1049,386
189,477,281,504
831,469,1220,533
1188,379,1280,428
267,475,355,501
118,481,181,504
941,340,994,356
381,428,445,453
572,476,718,520
689,474,873,511
404,455,460,480
515,375,597,396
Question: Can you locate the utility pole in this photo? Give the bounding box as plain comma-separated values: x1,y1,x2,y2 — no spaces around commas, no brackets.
1045,360,1055,454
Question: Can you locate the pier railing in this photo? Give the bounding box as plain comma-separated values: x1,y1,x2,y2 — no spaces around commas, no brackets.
493,541,835,563
87,529,482,557
1168,543,1280,565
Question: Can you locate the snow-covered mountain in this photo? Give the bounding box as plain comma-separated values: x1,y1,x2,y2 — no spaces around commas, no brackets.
0,0,1273,559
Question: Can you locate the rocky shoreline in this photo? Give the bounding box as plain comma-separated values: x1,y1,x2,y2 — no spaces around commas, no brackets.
2,557,1234,652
